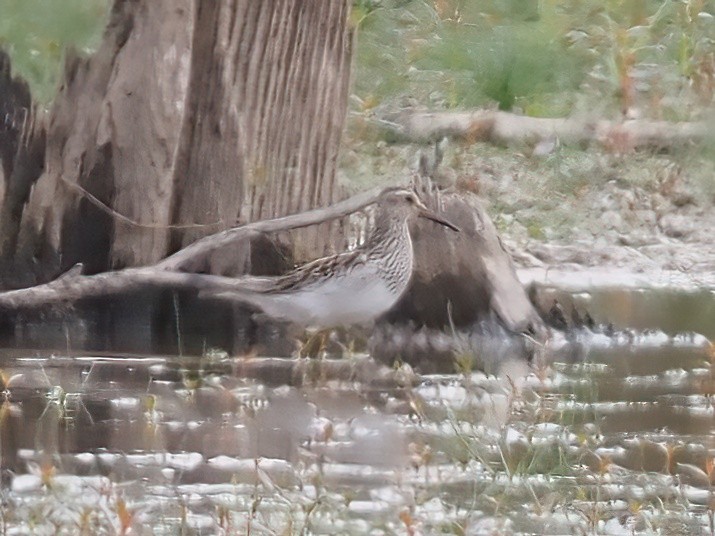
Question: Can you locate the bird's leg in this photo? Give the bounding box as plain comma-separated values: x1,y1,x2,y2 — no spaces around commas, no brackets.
329,326,366,357
317,330,330,358
300,327,369,359
299,329,330,358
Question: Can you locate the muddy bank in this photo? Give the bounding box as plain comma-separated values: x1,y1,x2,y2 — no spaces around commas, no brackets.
340,141,715,285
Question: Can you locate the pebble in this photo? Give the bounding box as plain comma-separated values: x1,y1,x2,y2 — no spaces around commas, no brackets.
11,474,42,493
659,213,693,238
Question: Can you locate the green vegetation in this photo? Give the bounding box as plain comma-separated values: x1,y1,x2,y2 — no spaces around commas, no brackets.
0,0,108,103
340,0,715,244
354,0,715,119
3,0,713,119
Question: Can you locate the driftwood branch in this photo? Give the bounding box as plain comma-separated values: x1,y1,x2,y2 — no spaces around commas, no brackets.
158,186,383,271
379,109,708,150
0,268,243,309
0,187,386,309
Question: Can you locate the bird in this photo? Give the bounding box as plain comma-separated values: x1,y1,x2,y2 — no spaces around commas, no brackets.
206,188,459,329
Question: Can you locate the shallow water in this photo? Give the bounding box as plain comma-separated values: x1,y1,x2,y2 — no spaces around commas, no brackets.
0,279,714,535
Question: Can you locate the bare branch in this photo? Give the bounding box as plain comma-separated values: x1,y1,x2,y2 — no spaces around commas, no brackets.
0,187,387,309
157,186,384,271
0,267,249,309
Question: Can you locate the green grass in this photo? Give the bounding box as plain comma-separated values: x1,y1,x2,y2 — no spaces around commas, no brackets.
353,0,715,119
2,0,713,118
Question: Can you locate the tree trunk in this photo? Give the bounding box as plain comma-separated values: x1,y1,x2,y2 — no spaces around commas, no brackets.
0,0,546,369
171,0,352,260
0,51,46,288
0,0,353,289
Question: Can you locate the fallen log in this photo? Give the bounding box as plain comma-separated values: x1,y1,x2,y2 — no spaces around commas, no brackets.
377,109,708,151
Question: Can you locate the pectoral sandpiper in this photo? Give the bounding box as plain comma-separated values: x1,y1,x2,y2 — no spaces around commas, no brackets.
208,188,459,329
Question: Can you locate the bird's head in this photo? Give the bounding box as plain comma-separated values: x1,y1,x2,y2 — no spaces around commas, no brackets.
378,188,460,232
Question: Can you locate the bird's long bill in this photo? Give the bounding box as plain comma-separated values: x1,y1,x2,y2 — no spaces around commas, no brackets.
417,207,460,232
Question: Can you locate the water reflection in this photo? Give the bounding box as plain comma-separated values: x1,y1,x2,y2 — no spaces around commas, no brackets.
1,294,714,533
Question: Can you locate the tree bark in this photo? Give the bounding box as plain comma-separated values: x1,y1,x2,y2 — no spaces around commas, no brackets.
0,0,353,289
0,51,46,286
171,0,353,261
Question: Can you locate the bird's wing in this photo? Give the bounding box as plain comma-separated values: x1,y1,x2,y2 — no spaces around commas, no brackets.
220,250,364,295
233,275,282,293
265,249,364,293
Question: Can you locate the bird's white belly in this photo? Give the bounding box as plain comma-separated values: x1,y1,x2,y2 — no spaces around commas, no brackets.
265,266,398,328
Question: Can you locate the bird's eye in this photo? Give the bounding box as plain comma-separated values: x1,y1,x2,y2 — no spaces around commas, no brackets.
405,195,415,204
